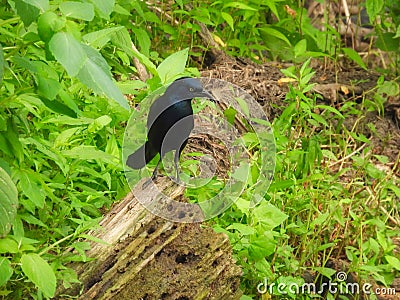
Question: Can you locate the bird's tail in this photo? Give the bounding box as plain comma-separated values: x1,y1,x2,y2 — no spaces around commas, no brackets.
126,141,158,169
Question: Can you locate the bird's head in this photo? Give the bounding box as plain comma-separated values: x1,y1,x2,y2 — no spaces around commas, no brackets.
167,77,214,101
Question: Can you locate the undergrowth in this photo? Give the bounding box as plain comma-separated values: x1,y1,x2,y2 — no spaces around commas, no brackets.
0,0,399,299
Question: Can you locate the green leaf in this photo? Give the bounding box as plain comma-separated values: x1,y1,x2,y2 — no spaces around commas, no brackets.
22,137,69,174
375,32,400,52
49,32,87,76
111,28,157,75
157,48,189,83
37,76,61,100
249,232,276,260
87,0,115,19
116,80,147,94
231,163,250,183
21,253,56,298
0,258,13,287
19,171,45,209
0,238,19,253
81,44,112,77
252,202,288,230
77,47,129,111
259,26,291,46
385,256,400,270
394,25,400,39
220,12,234,31
21,0,49,11
294,39,307,59
14,0,40,26
227,223,255,235
0,167,18,237
0,44,4,85
88,115,112,133
60,1,94,21
131,28,151,56
223,2,257,11
366,0,383,22
40,97,77,117
342,48,367,70
83,26,124,49
265,0,279,20
63,145,119,166
235,96,250,118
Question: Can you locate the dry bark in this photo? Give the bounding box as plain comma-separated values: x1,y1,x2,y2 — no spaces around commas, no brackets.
56,178,242,300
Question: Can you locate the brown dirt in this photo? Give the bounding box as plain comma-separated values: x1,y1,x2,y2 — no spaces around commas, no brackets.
199,55,400,299
201,56,400,170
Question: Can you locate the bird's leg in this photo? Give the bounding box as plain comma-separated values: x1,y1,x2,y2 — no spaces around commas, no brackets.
174,150,180,183
142,159,161,189
151,158,161,180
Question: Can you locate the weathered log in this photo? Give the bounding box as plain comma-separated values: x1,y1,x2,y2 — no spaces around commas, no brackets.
56,177,243,300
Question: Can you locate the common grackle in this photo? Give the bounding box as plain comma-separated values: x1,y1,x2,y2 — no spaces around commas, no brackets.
126,77,214,182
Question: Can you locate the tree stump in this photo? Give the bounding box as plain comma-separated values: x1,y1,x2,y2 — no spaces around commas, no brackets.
56,178,243,300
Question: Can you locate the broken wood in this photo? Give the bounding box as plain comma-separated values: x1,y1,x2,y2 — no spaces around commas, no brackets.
56,177,242,300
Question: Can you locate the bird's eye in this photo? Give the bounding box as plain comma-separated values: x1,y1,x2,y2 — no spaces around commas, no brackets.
189,87,194,92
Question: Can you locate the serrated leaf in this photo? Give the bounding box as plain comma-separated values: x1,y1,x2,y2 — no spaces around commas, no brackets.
83,26,124,49
21,253,56,298
0,258,12,287
342,48,367,70
49,32,87,76
0,167,18,237
157,48,189,83
60,1,94,21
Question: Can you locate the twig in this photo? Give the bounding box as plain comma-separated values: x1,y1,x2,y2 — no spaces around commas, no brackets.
131,42,150,82
328,141,369,168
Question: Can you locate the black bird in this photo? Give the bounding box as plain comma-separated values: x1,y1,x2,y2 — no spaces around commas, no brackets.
126,77,214,182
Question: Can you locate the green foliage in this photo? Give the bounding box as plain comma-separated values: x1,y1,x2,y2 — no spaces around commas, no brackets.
0,168,18,237
0,0,398,298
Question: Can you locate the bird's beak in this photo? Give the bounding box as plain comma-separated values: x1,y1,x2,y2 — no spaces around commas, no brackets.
196,90,215,101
